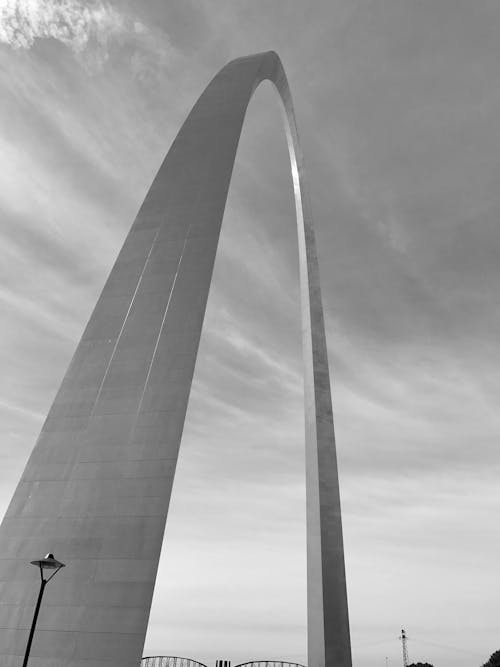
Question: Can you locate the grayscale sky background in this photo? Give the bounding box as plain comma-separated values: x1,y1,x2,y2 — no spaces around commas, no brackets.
0,2,499,666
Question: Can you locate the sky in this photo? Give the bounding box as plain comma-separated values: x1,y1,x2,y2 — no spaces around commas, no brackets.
0,1,499,667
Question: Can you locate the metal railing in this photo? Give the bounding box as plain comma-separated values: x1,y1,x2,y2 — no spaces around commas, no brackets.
141,658,209,667
141,658,306,667
234,661,306,667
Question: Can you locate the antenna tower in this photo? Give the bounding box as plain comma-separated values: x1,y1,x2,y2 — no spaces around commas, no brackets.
400,628,409,667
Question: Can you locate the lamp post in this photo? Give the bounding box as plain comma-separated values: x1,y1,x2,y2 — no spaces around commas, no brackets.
22,553,65,667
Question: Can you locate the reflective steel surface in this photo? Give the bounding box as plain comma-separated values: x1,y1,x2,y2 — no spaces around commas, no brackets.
0,51,351,667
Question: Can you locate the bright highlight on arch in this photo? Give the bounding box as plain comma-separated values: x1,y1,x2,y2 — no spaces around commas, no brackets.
0,51,351,667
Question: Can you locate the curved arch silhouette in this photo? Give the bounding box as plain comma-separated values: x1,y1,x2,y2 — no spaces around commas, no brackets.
0,52,351,667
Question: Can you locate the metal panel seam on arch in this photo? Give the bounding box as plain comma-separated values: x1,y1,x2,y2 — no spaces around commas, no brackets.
0,51,352,667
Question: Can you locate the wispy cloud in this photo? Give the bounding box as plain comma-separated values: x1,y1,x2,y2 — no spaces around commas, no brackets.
1,0,126,54
1,2,500,665
0,398,44,421
0,0,176,74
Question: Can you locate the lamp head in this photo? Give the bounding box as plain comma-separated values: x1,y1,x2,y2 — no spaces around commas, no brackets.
30,553,65,573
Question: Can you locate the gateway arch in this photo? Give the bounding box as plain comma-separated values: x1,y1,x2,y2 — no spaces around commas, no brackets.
0,52,351,667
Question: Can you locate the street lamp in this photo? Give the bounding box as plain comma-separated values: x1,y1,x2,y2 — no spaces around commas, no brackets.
22,553,65,667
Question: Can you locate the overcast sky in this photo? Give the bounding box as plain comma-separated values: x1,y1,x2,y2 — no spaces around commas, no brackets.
1,1,499,666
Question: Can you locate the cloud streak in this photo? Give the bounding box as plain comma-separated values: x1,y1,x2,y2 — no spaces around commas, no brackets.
1,2,500,666
0,0,127,55
0,0,177,74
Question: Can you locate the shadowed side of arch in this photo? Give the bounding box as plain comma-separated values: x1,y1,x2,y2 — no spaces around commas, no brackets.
0,52,351,667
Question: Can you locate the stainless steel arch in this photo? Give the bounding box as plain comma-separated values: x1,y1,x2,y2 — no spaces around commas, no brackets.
0,51,351,667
